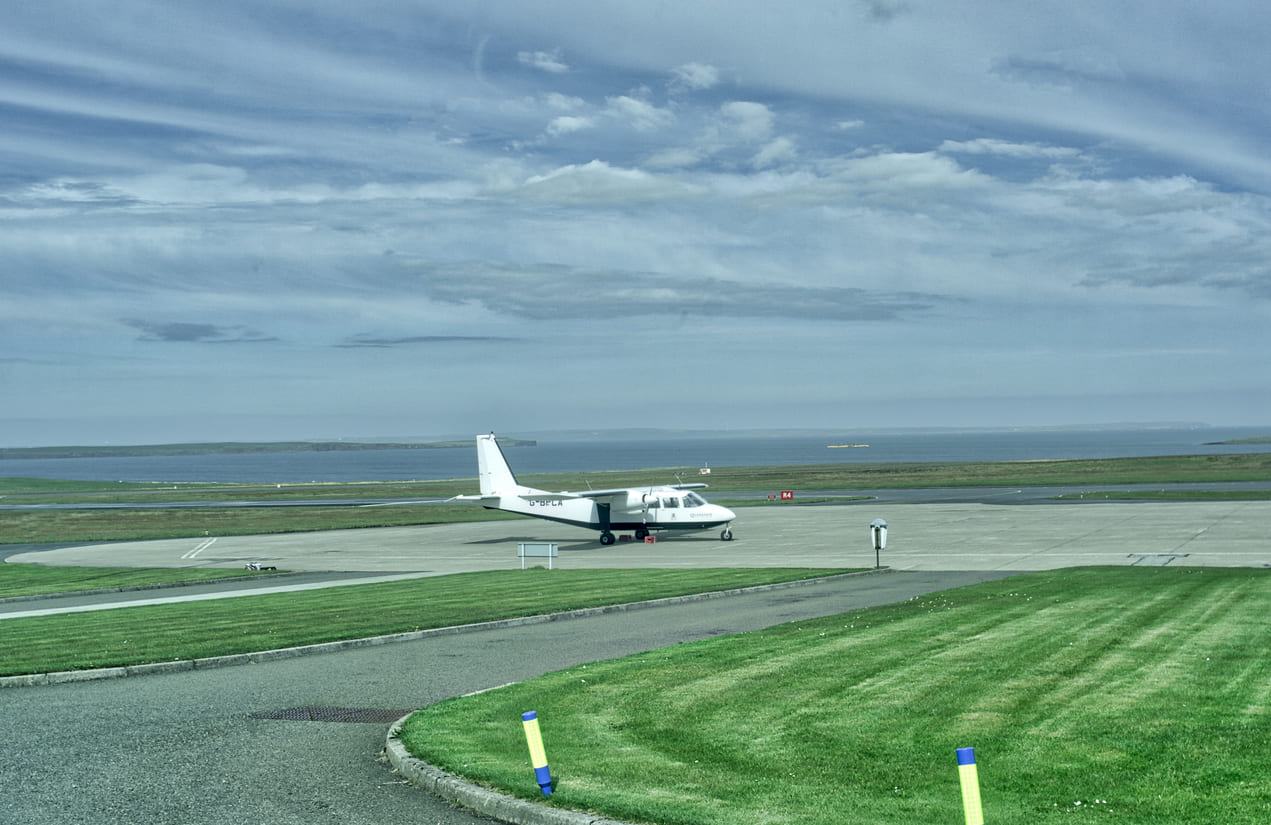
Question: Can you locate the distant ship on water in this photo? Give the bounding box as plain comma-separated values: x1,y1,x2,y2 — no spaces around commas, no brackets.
827,444,869,448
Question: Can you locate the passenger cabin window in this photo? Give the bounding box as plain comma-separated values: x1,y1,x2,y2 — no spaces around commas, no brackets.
663,497,680,508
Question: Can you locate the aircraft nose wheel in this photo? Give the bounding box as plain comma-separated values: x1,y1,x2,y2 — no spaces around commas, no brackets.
720,527,733,541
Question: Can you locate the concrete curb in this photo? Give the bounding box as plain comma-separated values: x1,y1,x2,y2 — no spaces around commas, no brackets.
385,715,633,825
1,569,889,688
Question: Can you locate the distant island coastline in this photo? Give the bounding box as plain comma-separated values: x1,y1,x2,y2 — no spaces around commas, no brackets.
1206,436,1271,445
0,439,535,460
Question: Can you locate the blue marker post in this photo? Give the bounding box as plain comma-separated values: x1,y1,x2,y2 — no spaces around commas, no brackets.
521,711,553,795
956,747,984,825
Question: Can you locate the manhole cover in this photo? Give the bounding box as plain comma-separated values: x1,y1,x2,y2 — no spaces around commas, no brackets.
250,707,413,723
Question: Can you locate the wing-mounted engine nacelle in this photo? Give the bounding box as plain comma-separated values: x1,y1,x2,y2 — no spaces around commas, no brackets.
629,490,653,510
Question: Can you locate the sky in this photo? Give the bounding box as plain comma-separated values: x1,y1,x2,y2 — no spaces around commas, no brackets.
3,1,1269,445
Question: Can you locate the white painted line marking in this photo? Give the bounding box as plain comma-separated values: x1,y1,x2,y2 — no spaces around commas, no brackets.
181,537,217,560
0,573,438,620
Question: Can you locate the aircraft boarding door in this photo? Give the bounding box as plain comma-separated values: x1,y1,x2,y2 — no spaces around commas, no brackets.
658,495,681,525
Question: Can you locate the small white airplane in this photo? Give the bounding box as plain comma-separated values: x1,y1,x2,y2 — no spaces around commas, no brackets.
452,433,736,545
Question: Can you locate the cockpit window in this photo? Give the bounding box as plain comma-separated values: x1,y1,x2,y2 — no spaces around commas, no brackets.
683,492,706,507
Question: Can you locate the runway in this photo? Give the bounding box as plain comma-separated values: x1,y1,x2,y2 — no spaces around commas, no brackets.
10,500,1271,576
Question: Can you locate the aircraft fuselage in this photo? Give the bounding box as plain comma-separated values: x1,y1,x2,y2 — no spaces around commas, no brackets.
457,433,736,545
486,490,735,533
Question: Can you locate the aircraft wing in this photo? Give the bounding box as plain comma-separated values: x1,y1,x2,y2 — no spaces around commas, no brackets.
456,488,648,503
565,483,709,500
564,487,639,501
453,482,709,504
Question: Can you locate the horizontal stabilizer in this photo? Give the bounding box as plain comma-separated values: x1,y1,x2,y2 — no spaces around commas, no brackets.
521,492,579,502
449,494,501,505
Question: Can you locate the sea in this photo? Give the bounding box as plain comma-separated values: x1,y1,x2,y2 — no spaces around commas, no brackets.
2,427,1269,484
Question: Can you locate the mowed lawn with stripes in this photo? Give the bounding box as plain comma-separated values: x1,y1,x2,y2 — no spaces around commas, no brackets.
402,566,1271,825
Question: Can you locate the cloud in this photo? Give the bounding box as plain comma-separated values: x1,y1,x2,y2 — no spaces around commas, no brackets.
992,47,1127,88
337,334,518,348
753,137,797,169
824,151,991,190
517,48,569,73
24,180,138,206
511,159,698,203
645,147,707,169
123,319,278,344
545,116,594,137
671,62,720,92
544,93,585,111
858,0,911,22
642,101,779,169
418,262,946,321
718,101,774,142
605,94,675,132
939,139,1081,159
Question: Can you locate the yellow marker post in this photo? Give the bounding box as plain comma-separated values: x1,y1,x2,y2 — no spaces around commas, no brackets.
957,747,984,825
521,711,553,795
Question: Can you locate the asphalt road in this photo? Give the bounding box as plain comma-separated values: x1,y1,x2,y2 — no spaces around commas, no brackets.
1,569,1011,825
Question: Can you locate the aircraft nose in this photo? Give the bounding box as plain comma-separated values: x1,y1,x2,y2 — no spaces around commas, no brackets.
717,504,736,521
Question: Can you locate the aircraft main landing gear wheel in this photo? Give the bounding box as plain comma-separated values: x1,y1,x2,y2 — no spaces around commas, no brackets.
720,528,733,541
600,531,616,546
634,526,649,540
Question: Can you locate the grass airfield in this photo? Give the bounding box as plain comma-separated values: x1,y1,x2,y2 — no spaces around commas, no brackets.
403,566,1271,825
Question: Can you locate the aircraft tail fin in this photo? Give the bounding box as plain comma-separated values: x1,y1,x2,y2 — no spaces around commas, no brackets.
477,433,522,495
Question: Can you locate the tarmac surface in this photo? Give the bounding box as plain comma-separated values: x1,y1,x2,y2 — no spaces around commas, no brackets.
4,500,1270,824
8,498,1270,581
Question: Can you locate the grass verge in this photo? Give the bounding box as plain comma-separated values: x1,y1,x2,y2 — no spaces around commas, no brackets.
638,452,1271,491
401,567,1271,825
0,568,846,677
0,504,521,544
1054,490,1271,501
0,563,280,599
